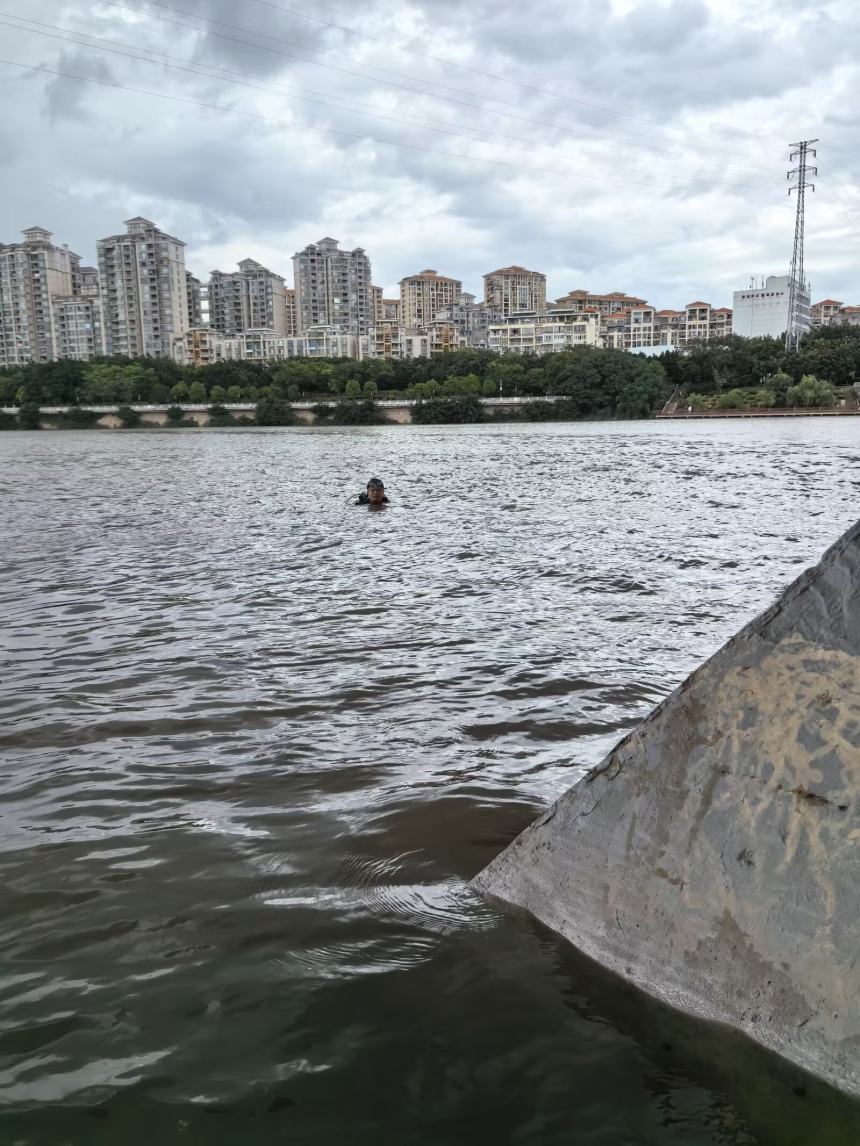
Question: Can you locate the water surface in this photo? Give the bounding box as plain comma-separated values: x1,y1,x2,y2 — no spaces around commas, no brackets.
1,420,859,1144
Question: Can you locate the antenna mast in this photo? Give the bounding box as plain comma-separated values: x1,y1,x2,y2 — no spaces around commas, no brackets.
785,139,817,352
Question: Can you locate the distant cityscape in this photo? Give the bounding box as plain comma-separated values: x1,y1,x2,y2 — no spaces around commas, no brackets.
1,219,858,370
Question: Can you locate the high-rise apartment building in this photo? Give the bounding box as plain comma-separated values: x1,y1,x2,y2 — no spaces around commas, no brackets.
208,258,288,335
483,265,546,317
292,237,374,336
0,227,80,366
186,272,203,328
285,288,297,337
97,217,189,358
52,295,105,361
400,269,462,329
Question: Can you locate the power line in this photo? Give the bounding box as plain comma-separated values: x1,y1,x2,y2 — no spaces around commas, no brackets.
0,55,780,199
0,14,777,192
245,0,775,153
95,0,781,174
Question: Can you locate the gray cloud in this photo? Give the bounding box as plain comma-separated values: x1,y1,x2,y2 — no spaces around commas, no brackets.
0,0,857,304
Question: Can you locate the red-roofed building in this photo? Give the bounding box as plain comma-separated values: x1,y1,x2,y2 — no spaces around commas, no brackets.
834,305,860,327
483,265,546,317
811,300,844,327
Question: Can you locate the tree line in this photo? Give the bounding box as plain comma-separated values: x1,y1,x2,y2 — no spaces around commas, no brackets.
2,326,857,425
0,347,669,421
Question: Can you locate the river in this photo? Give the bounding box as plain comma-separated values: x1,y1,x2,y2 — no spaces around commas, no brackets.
1,420,859,1145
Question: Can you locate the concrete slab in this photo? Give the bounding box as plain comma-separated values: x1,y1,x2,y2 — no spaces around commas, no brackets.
473,520,860,1096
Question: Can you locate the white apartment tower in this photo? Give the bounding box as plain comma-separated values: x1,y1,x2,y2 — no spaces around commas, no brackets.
97,217,189,358
0,227,81,366
292,237,374,336
399,269,462,329
483,265,547,317
208,259,288,335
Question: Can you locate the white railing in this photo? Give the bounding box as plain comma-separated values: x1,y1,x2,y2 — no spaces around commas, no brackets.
3,396,563,415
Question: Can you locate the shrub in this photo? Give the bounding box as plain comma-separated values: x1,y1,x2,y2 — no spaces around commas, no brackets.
117,404,141,428
331,399,386,425
59,407,100,429
207,404,235,427
256,395,295,426
411,396,484,424
18,403,41,430
0,411,17,430
165,405,185,425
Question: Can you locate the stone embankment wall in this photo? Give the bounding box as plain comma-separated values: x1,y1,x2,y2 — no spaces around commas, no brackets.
473,521,860,1097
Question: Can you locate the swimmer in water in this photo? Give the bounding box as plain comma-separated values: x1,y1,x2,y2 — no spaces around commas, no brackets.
356,477,389,506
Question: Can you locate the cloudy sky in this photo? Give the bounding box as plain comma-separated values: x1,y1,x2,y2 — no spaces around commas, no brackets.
1,0,858,306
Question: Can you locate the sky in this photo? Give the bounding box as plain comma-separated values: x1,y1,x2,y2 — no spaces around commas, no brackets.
0,0,858,306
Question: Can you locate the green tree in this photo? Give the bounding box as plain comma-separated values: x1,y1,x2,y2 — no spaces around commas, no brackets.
786,374,835,408
364,379,378,398
171,381,189,402
344,379,362,398
226,385,243,402
189,381,208,403
209,384,227,403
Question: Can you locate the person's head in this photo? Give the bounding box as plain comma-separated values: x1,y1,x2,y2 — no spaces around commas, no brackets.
366,477,386,505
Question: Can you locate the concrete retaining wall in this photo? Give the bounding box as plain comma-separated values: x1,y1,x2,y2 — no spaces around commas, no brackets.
473,521,860,1096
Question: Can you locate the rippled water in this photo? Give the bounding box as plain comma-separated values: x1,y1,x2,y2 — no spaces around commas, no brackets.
1,420,859,1145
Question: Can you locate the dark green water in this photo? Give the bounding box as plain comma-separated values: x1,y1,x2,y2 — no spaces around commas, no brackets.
1,421,858,1144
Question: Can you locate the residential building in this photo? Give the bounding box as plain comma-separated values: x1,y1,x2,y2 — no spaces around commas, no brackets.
434,292,499,347
0,226,79,366
361,321,464,360
52,295,105,361
732,275,804,340
382,298,400,322
186,272,203,328
833,305,860,327
487,314,600,355
287,325,359,359
483,265,546,317
684,301,732,343
285,288,297,337
208,259,288,336
78,266,100,297
654,309,686,347
603,305,659,351
810,299,844,328
399,269,462,329
173,326,293,366
370,285,384,324
292,237,374,336
97,216,189,358
554,289,647,317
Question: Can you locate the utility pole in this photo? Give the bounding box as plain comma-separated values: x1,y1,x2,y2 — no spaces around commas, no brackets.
785,139,817,353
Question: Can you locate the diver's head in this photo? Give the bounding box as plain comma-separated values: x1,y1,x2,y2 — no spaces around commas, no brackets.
366,477,386,505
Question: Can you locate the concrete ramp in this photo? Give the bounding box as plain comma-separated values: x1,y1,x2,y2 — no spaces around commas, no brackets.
473,520,860,1096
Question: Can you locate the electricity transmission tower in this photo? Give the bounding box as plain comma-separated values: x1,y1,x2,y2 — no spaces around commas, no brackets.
785,139,817,353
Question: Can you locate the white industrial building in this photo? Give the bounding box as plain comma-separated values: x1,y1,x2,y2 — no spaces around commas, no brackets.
732,275,810,340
